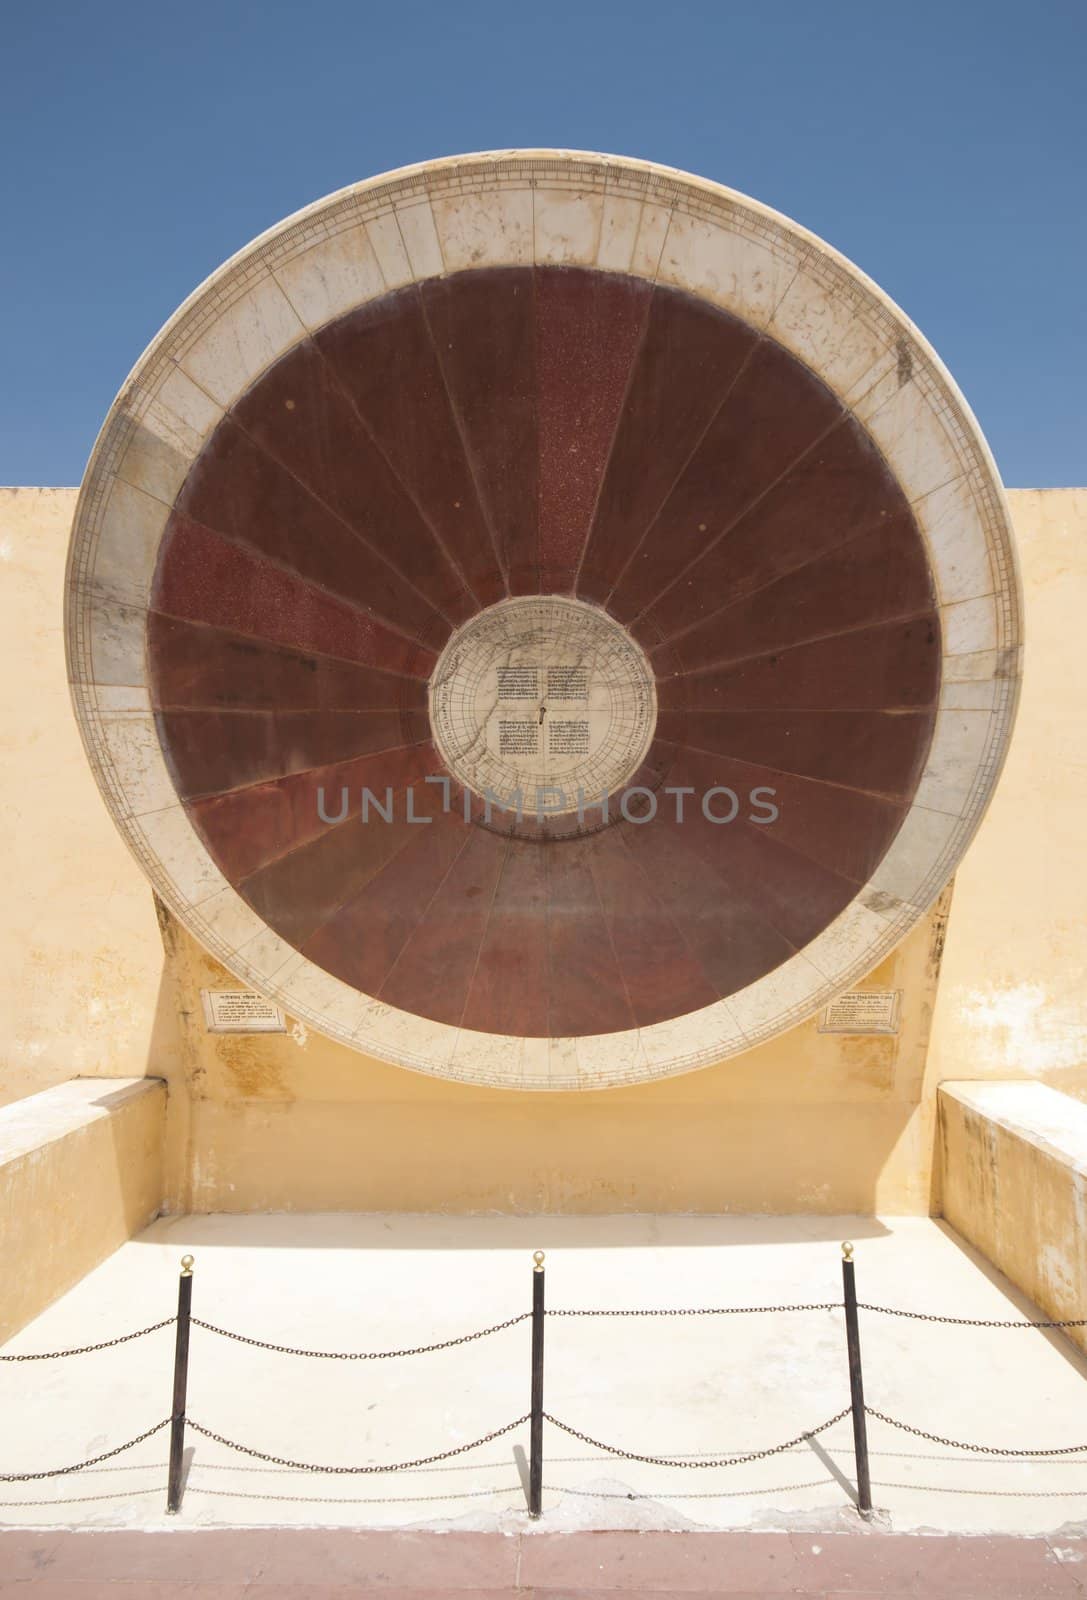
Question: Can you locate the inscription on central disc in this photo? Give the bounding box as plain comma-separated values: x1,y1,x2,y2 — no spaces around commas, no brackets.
429,597,657,815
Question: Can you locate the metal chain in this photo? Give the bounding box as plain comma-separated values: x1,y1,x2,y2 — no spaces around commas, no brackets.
0,1418,172,1481
0,1318,176,1362
548,1303,841,1318
542,1406,853,1468
189,1310,530,1360
186,1413,531,1474
550,1303,1086,1327
857,1304,1087,1329
865,1407,1087,1456
2,1302,1077,1365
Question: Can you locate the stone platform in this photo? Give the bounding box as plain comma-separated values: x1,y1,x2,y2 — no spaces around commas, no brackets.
0,1215,1085,1538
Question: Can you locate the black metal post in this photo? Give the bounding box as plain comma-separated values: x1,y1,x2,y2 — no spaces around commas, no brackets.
166,1254,194,1514
841,1242,872,1517
529,1249,546,1518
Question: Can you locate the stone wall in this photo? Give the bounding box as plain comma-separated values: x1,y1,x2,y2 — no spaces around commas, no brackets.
0,486,1081,1215
927,490,1087,1110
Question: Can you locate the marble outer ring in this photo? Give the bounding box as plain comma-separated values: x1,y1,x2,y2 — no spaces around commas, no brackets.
64,148,1022,1091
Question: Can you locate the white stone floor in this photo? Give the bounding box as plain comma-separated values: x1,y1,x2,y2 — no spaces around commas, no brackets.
1,1214,1085,1537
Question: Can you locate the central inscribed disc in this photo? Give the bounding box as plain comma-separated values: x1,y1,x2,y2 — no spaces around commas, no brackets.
428,597,657,817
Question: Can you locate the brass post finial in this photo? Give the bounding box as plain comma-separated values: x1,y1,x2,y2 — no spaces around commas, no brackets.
533,1250,545,1272
180,1254,195,1276
841,1241,854,1261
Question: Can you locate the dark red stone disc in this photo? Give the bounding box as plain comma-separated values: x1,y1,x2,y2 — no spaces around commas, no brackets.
147,266,938,1037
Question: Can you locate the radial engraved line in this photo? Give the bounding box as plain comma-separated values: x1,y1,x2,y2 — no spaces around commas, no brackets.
454,833,514,1032
621,811,805,967
672,727,934,804
235,769,438,887
672,700,936,716
160,712,429,805
302,808,468,988
603,335,765,605
733,795,899,889
159,512,444,656
566,840,638,1037
534,265,651,594
673,607,938,682
525,263,542,594
147,610,431,691
628,411,851,628
647,510,928,655
610,824,737,1006
418,284,512,599
148,601,432,675
376,826,475,1001
570,285,658,595
249,786,453,960
225,406,460,630
311,337,486,613
176,735,432,808
186,746,434,885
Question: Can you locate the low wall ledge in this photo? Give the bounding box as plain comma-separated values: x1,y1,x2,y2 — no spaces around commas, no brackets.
0,1077,165,1168
939,1080,1087,1182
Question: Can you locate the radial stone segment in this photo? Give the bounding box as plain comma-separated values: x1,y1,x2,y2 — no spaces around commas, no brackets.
65,150,1022,1089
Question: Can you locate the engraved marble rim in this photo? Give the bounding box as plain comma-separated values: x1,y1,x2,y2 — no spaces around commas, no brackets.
429,595,657,817
65,148,1022,1091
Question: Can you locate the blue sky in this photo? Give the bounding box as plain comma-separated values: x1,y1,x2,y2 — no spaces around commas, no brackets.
1,0,1083,486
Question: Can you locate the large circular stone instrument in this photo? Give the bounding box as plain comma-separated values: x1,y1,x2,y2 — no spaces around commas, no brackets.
66,151,1021,1088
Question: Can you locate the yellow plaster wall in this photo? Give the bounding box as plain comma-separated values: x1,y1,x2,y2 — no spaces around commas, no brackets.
0,1077,165,1340
0,489,164,1107
927,489,1087,1103
155,892,948,1215
0,485,1082,1217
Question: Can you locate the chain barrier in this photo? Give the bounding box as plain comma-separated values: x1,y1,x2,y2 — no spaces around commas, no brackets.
857,1304,1087,1329
3,1302,1079,1365
7,1404,1087,1482
189,1310,530,1359
550,1302,1087,1327
186,1414,531,1474
3,1252,1085,1498
542,1406,854,1468
0,1419,172,1481
548,1303,842,1317
865,1407,1087,1457
0,1318,176,1362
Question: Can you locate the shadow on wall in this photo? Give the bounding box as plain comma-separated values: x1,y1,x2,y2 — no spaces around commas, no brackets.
134,889,951,1222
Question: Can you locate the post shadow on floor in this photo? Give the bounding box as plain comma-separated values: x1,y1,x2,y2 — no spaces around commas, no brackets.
804,1430,858,1508
174,1446,195,1508
513,1443,530,1506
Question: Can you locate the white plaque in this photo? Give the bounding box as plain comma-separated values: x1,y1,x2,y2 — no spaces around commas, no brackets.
201,990,287,1034
819,990,900,1035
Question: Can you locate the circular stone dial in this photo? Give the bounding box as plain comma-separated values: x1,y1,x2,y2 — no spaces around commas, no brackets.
429,597,657,816
65,150,1022,1089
